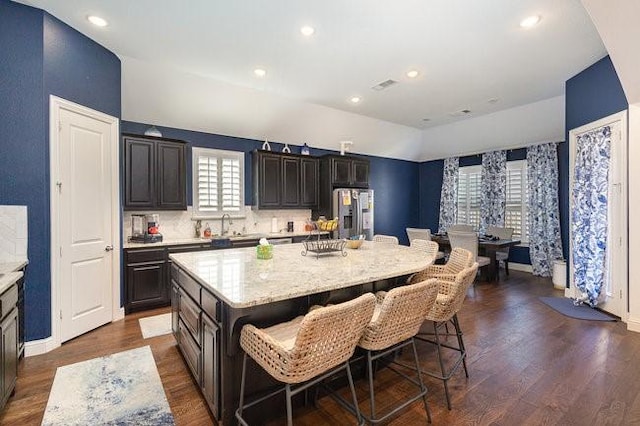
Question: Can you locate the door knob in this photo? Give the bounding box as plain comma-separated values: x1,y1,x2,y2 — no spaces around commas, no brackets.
105,245,114,252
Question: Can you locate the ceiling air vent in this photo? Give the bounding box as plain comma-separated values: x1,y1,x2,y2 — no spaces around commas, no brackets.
449,109,472,117
371,79,398,91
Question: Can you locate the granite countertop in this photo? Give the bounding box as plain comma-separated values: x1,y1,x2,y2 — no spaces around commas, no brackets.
0,271,23,295
124,231,329,249
0,259,28,275
169,241,432,309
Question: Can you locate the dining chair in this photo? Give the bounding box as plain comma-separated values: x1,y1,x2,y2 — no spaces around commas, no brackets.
409,239,439,265
448,224,475,232
373,234,399,245
486,226,515,276
447,231,491,271
406,228,445,260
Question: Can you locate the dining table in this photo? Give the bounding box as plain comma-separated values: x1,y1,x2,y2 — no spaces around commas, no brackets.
431,234,521,282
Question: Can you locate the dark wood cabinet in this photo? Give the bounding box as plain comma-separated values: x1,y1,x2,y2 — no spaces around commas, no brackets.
123,134,187,211
125,248,167,313
301,158,319,207
323,155,370,188
253,150,318,209
0,282,18,410
172,265,221,420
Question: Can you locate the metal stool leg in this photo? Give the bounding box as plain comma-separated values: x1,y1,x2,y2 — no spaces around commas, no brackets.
286,384,293,426
236,353,249,426
367,351,376,421
345,361,364,425
452,314,469,378
411,338,432,423
433,320,452,410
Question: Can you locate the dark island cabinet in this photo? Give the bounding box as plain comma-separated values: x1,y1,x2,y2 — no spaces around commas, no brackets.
253,150,318,209
123,134,187,211
0,281,19,411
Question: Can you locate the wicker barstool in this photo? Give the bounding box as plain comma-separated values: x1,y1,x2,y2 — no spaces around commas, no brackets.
409,239,440,263
411,247,474,282
235,293,376,426
353,279,439,424
415,263,479,410
373,234,399,244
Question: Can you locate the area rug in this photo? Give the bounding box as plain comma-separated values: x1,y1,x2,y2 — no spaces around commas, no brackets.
539,297,617,321
41,346,175,426
139,313,172,339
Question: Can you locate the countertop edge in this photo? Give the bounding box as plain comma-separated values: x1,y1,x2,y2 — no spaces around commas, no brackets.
124,231,329,249
0,271,23,295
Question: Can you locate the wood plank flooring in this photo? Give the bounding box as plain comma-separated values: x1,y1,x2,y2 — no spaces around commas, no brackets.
2,271,639,425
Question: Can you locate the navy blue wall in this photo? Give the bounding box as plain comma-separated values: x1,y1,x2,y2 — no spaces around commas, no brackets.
563,55,628,261
121,121,420,245
0,0,121,340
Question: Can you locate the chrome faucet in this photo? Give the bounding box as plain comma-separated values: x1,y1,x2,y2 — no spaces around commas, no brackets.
221,214,232,236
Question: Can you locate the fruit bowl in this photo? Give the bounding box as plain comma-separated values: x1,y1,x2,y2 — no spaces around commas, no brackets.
345,239,363,249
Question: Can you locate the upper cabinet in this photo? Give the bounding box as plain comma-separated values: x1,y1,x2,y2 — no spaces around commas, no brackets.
252,150,318,209
322,155,370,188
123,134,187,210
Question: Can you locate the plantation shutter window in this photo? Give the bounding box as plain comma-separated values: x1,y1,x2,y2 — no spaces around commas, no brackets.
193,148,244,216
457,165,482,230
505,160,528,242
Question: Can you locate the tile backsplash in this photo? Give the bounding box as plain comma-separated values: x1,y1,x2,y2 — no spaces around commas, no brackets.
123,207,314,240
0,205,28,262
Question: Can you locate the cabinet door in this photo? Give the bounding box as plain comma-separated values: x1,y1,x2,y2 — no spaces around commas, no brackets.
201,314,219,419
1,309,18,402
259,153,281,207
352,159,369,187
171,283,180,338
331,158,352,186
126,262,167,313
124,138,155,209
301,158,318,207
281,157,301,207
157,141,187,210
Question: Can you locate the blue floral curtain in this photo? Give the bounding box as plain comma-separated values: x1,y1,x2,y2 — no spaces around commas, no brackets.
438,157,459,233
572,126,610,307
527,143,563,277
479,150,506,234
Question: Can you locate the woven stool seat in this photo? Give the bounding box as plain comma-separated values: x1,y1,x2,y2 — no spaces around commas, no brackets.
410,247,473,283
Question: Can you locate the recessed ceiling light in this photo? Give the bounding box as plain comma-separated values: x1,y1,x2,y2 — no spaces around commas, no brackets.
300,26,315,36
350,96,361,104
87,15,108,27
254,68,267,77
406,70,419,79
520,15,541,28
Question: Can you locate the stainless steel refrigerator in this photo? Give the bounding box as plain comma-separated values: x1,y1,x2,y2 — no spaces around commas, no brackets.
332,188,374,240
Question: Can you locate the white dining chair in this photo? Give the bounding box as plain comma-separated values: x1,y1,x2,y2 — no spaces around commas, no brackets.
486,226,515,276
448,224,475,233
447,231,490,271
373,234,399,245
406,228,445,260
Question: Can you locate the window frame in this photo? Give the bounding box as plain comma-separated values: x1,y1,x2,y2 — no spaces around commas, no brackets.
191,147,246,219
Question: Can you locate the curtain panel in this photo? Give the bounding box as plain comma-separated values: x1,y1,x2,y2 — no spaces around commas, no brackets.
527,143,563,277
571,126,611,307
438,157,459,233
479,150,506,234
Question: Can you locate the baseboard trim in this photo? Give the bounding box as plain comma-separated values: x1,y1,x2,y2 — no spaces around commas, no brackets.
509,263,533,273
25,337,59,357
26,309,128,357
626,316,640,333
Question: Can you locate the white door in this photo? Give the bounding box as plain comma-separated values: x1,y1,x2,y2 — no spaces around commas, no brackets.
56,107,115,342
569,111,628,318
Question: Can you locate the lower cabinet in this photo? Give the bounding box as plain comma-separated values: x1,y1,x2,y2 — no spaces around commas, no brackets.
172,265,220,420
0,282,19,411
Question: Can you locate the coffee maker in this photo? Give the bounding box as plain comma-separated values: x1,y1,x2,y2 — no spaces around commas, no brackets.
130,214,163,243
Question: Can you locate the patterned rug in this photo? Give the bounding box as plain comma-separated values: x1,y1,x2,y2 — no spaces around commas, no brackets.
139,313,172,339
41,346,175,425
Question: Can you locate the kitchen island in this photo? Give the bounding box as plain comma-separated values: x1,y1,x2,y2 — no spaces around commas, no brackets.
169,241,432,424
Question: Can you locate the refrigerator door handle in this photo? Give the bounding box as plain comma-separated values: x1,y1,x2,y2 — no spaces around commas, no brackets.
355,193,363,235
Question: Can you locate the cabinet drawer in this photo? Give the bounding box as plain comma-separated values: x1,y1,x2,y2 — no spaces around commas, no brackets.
179,290,201,344
126,248,165,264
201,289,219,323
178,319,201,383
0,284,18,321
172,264,201,303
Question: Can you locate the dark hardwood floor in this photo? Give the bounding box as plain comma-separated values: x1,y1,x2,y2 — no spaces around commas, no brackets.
2,271,639,425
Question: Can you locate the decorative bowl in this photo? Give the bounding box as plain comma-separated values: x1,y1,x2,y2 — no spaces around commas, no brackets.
345,239,364,249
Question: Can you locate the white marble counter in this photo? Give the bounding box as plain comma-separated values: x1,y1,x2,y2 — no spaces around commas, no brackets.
0,271,23,295
169,241,432,308
124,231,328,249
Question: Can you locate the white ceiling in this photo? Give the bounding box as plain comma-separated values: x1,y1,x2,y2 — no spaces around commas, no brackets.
18,0,607,160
